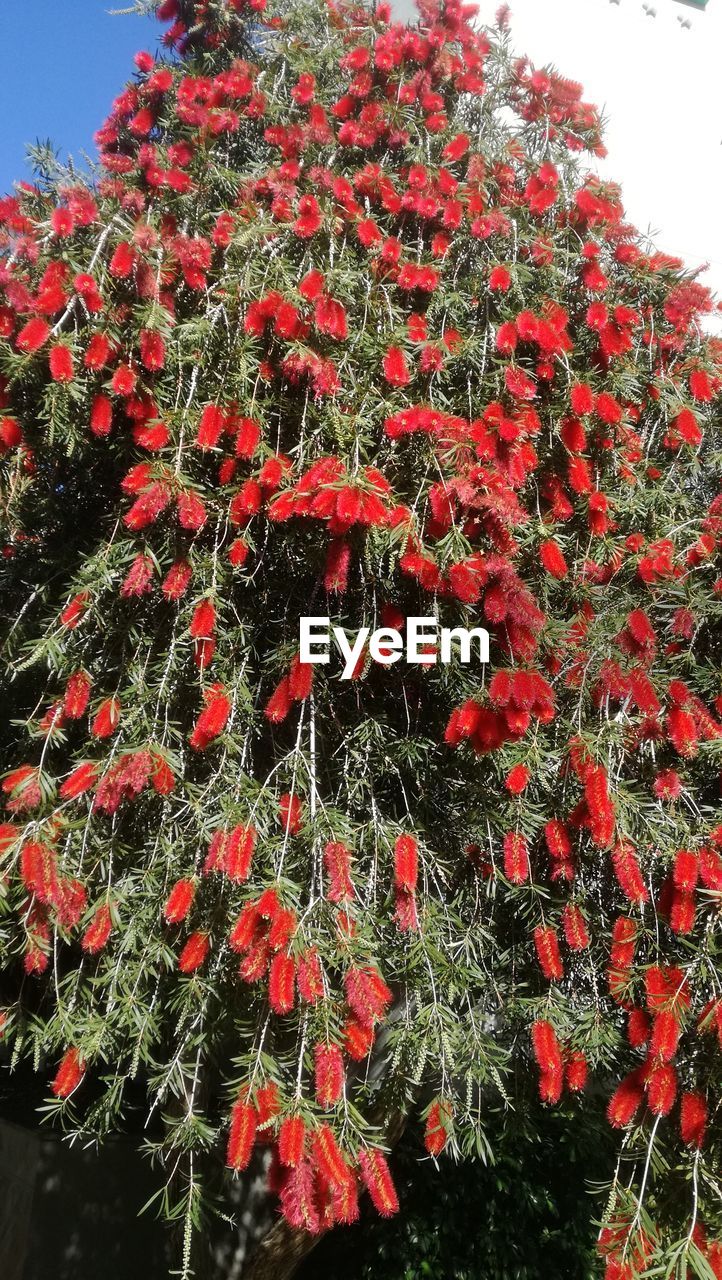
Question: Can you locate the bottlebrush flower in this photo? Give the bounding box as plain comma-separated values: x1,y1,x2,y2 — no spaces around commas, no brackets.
357,1149,399,1218
489,264,511,292
20,841,58,904
90,394,113,437
562,903,590,950
669,890,696,935
607,1070,645,1129
49,344,74,383
424,1100,452,1157
344,966,392,1029
611,841,649,905
163,878,195,924
680,1091,707,1148
178,932,210,973
646,1063,677,1117
343,1017,375,1061
268,951,295,1014
649,1010,681,1063
565,1051,588,1093
570,383,594,415
314,1042,345,1108
653,769,682,802
278,1115,306,1167
223,825,256,881
626,1008,651,1049
312,1124,352,1191
17,317,50,353
531,1020,563,1076
177,491,207,531
139,329,165,370
383,346,411,387
503,831,530,884
189,684,231,750
226,1096,257,1171
59,592,89,630
504,763,530,795
63,671,92,720
85,333,112,369
393,834,418,892
539,538,568,579
442,132,470,162
264,677,293,724
91,696,120,739
297,949,324,1004
109,241,135,277
52,1047,86,1098
59,761,99,800
323,841,354,902
81,903,113,954
534,926,564,981
279,792,303,835
161,559,193,601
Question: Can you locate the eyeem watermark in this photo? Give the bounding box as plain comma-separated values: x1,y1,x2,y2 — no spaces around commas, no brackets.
300,616,490,681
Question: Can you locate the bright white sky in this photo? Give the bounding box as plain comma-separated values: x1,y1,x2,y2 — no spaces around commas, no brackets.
395,0,722,315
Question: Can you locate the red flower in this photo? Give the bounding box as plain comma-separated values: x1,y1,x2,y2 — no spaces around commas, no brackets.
59,761,99,800
81,903,113,954
323,840,354,902
383,346,411,387
49,345,74,383
539,538,568,580
279,792,303,835
268,951,296,1014
562,903,590,951
503,831,530,884
91,696,120,739
189,685,231,750
489,264,512,292
504,763,530,795
357,1149,399,1218
393,834,418,892
63,670,92,720
565,1051,587,1093
90,394,113,437
424,1100,452,1156
16,317,50,354
646,1063,677,1117
531,1020,562,1076
226,1096,257,1170
52,1047,86,1098
607,1070,644,1128
163,878,195,924
139,329,165,370
314,1042,345,1108
178,931,210,973
533,925,564,981
570,383,594,415
680,1091,707,1148
278,1115,306,1167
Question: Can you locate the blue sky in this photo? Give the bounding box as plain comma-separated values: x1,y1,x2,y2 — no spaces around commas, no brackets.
0,1,155,193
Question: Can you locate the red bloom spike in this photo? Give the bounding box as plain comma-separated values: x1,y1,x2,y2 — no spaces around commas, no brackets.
533,925,564,981
178,931,209,973
680,1091,707,1149
226,1095,257,1171
314,1042,345,1109
163,878,195,924
52,1047,86,1098
357,1149,398,1218
278,1115,306,1168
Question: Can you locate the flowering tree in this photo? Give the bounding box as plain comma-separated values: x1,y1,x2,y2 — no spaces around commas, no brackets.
1,1,722,1276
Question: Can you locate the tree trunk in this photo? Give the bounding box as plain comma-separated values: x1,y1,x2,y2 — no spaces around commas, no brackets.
241,1218,320,1280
